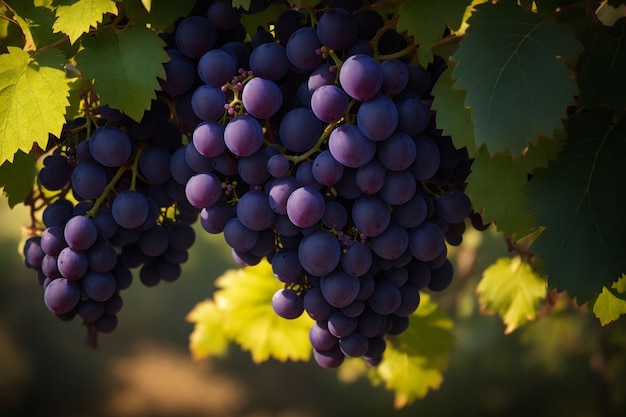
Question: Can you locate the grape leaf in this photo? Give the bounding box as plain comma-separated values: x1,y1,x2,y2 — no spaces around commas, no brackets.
596,1,626,26
232,0,252,10
240,2,288,35
11,10,37,51
0,47,69,164
141,0,195,30
53,0,118,44
526,109,626,303
477,256,547,333
186,260,314,364
465,137,563,238
451,1,582,155
430,67,476,154
372,294,454,408
397,0,471,64
592,275,626,325
75,26,168,121
577,18,626,113
0,149,36,208
186,300,230,360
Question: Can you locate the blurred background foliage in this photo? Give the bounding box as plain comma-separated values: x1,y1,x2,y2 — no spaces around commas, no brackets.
1,198,625,417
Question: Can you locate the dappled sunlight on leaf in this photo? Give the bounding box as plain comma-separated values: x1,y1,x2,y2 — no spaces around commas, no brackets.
187,260,314,364
477,256,547,333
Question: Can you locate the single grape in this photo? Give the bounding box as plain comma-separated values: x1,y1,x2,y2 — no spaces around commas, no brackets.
242,77,283,119
339,54,382,101
112,190,149,229
298,230,341,276
272,288,305,319
286,186,325,228
89,126,132,168
175,16,216,59
44,278,81,314
224,114,264,157
328,124,375,168
198,49,238,87
249,42,290,81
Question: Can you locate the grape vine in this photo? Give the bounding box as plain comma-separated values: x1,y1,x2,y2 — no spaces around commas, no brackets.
2,0,626,408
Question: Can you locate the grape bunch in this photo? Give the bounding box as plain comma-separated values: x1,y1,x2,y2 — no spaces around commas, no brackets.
23,101,198,346
21,0,489,364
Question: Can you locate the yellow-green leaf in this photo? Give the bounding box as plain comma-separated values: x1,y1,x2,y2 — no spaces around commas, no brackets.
186,260,314,364
53,0,118,44
0,47,69,164
371,294,454,408
186,300,230,360
477,256,547,333
215,260,314,363
592,275,626,325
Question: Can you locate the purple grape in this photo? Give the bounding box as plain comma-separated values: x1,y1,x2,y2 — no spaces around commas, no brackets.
279,107,322,152
224,114,264,157
237,190,275,231
380,59,409,94
437,191,472,224
139,146,171,184
160,49,195,97
309,321,338,351
352,195,390,237
89,126,132,168
356,94,398,141
328,124,375,168
320,270,360,308
286,27,322,71
311,84,349,123
57,247,88,281
339,333,369,357
71,160,107,200
249,42,289,81
312,150,344,186
192,121,226,158
339,54,382,101
64,215,97,251
185,173,222,209
44,278,81,314
198,49,238,87
298,230,341,276
286,186,325,228
409,221,446,262
377,131,417,171
341,241,372,277
191,85,227,122
272,288,305,319
355,159,385,194
317,7,358,50
112,190,149,229
175,16,216,59
242,77,283,119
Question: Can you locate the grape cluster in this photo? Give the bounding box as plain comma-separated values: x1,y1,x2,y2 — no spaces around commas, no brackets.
22,0,489,363
23,101,197,346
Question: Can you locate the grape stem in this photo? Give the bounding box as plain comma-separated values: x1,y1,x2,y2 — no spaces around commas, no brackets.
285,121,339,164
85,163,128,218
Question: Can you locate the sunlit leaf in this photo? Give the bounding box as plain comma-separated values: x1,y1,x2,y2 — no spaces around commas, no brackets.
215,260,314,363
371,294,454,408
0,47,69,164
477,256,547,333
186,260,314,364
186,300,230,360
53,0,118,44
592,275,626,325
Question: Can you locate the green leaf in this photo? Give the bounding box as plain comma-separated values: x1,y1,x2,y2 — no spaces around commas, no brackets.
232,0,252,10
371,294,454,408
397,0,471,64
592,275,626,325
240,2,289,35
141,0,195,30
0,149,36,208
477,256,547,333
465,137,563,238
526,109,626,303
52,0,118,44
451,1,582,155
75,26,168,121
186,260,314,364
0,47,69,164
430,67,476,154
577,18,626,113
